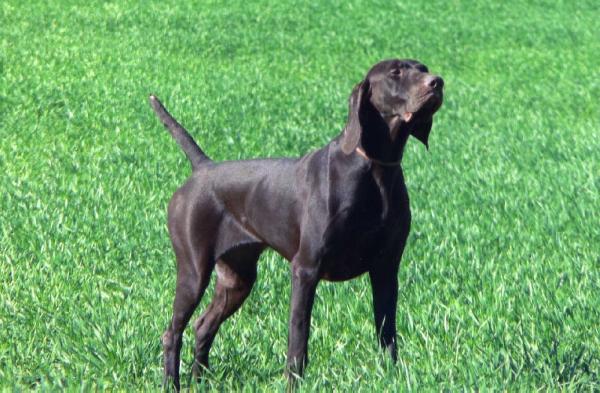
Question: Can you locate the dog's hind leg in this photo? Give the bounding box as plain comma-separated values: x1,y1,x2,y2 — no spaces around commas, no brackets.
192,244,263,378
162,192,217,391
162,242,214,390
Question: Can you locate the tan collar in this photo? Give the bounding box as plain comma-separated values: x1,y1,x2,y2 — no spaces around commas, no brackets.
355,147,400,166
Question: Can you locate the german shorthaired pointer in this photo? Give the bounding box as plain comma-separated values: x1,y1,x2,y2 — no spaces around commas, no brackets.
149,58,443,389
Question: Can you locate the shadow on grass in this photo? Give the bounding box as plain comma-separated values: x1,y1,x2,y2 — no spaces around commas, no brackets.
522,339,599,388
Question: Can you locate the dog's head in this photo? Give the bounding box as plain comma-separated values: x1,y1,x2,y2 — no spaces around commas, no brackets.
342,59,444,155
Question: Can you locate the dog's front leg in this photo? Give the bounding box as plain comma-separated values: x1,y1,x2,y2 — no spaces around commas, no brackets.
286,262,320,380
369,264,399,362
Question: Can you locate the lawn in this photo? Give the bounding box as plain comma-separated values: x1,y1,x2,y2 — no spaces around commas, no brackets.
1,0,599,390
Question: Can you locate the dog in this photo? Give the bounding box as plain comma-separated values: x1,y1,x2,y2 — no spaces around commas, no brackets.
149,58,443,389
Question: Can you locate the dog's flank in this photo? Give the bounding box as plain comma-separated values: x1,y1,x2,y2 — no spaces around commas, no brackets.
149,95,210,169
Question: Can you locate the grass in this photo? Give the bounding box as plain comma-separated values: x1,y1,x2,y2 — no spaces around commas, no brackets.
1,0,599,390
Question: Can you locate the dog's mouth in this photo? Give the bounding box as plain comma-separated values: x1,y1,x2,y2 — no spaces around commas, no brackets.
403,91,443,123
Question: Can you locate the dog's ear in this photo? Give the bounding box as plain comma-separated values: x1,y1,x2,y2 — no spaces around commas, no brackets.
341,80,371,154
410,117,433,149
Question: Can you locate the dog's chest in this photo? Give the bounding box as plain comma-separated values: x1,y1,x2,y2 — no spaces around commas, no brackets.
319,189,410,281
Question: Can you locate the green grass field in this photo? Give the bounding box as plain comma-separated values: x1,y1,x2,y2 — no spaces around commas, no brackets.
1,0,599,390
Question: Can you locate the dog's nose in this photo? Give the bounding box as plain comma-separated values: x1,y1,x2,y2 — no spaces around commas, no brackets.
426,75,444,90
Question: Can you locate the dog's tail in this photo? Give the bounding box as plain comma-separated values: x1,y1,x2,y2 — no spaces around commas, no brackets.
149,95,210,170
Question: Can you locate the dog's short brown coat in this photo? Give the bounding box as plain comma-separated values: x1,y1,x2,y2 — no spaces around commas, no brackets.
150,59,443,389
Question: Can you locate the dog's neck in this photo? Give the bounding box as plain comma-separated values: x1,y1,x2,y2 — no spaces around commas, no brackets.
357,114,410,165
355,146,401,166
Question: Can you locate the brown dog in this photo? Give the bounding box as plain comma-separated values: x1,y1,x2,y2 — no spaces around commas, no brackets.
150,59,443,389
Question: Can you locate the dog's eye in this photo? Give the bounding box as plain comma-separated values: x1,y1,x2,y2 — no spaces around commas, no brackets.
390,68,402,77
